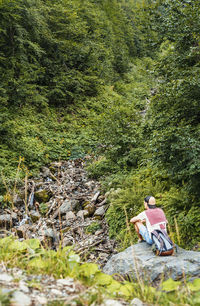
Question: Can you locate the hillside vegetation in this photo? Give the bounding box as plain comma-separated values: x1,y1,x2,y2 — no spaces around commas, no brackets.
0,0,200,249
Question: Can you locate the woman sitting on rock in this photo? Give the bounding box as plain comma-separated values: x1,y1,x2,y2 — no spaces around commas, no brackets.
130,196,168,245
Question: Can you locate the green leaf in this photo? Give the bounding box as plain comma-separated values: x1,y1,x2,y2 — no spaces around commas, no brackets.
94,272,113,285
161,278,181,292
24,239,41,250
28,258,48,269
79,263,99,277
0,236,13,247
119,283,134,297
106,280,121,294
9,241,28,252
188,278,200,292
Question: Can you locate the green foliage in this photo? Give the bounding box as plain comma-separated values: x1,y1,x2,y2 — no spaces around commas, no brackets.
0,0,137,108
85,222,101,235
87,157,118,179
145,0,200,197
0,236,199,305
156,187,200,248
39,202,48,216
161,278,181,292
0,0,199,284
0,0,143,192
0,290,11,306
86,58,155,171
105,166,200,249
105,168,167,248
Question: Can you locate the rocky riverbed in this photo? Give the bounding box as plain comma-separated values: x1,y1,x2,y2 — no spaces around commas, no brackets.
0,159,128,305
0,159,117,267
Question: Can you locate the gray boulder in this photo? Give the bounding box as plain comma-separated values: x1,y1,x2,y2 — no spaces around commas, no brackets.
103,243,200,283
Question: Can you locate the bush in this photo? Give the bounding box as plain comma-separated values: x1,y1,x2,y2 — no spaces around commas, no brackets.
105,168,200,249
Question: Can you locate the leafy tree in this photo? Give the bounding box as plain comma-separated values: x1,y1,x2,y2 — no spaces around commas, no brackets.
145,0,200,197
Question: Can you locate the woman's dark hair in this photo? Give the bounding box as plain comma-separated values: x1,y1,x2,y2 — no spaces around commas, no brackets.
144,196,152,204
144,195,156,209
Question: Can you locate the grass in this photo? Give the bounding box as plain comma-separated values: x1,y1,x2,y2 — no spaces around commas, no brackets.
0,236,199,305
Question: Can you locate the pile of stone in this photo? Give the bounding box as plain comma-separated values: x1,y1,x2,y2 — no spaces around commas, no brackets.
0,159,116,266
0,264,145,306
0,263,81,305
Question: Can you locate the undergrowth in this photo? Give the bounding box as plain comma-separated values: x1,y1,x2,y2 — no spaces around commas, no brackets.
90,165,200,250
0,236,199,305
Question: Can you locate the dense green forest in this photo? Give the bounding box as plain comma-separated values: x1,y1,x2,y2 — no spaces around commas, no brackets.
0,0,200,249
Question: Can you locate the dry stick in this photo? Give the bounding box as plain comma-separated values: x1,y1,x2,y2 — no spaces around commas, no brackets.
50,171,60,185
124,207,144,290
46,200,56,216
58,207,63,249
174,217,181,246
93,248,111,254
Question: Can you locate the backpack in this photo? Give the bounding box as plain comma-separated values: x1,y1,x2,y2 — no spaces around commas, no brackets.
151,229,175,256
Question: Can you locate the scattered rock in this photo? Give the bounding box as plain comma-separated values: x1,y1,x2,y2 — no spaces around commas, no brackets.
95,229,104,236
19,280,29,293
41,167,50,178
91,191,100,203
62,237,73,247
0,273,13,282
101,300,124,306
39,228,57,239
57,199,79,216
11,291,32,306
16,225,30,239
11,212,18,220
57,278,74,286
51,289,63,296
35,189,50,203
0,159,116,268
84,203,95,216
0,214,11,227
103,243,200,283
130,298,144,306
29,210,41,223
35,296,47,305
83,210,89,217
77,210,85,220
94,206,105,217
66,211,76,221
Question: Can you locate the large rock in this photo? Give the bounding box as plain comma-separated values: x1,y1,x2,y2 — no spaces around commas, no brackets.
103,243,200,283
